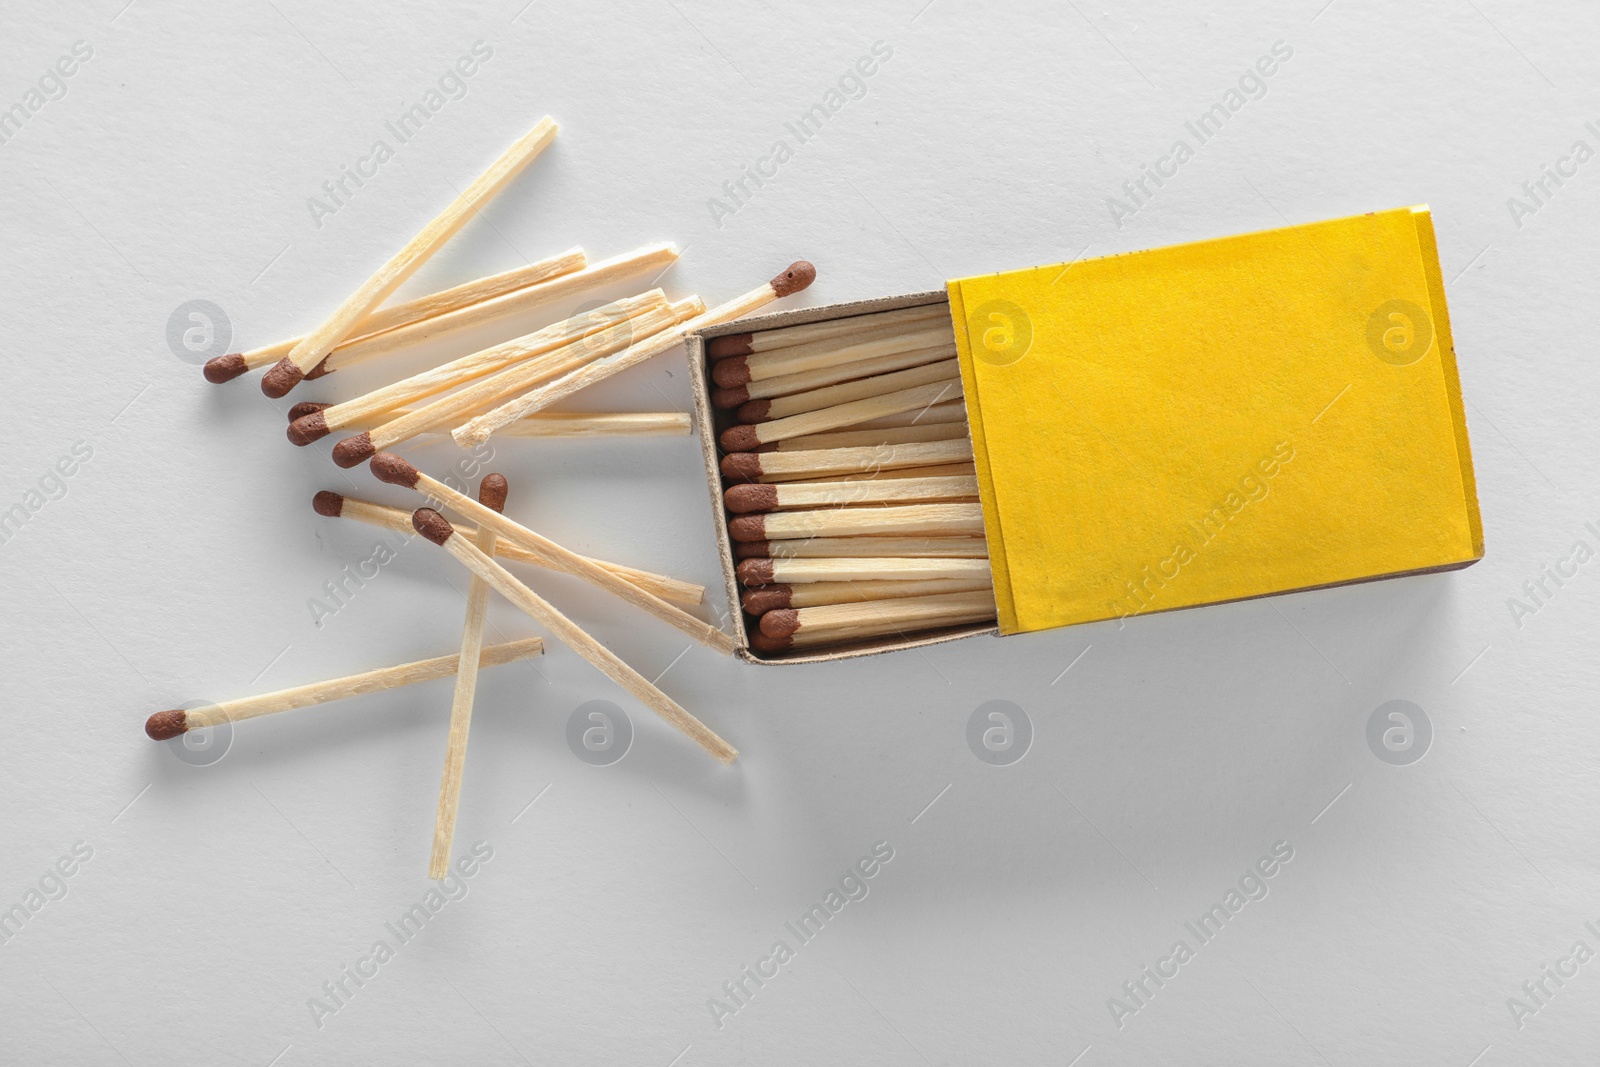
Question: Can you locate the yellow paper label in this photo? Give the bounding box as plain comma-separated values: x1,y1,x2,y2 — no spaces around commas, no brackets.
949,206,1483,634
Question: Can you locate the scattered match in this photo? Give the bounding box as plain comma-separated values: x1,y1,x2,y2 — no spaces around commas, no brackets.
143,638,544,740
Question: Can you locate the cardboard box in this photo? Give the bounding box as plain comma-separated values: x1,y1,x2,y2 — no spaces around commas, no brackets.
689,206,1484,664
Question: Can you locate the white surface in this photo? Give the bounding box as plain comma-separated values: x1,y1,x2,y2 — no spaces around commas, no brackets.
2,0,1597,1063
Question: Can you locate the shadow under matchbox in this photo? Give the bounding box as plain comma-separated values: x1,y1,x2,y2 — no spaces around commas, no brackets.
690,205,1484,664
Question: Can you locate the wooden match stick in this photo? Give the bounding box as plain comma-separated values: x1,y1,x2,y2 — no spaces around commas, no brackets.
203,248,585,383
768,462,977,484
411,508,736,764
720,439,974,483
754,590,998,648
741,576,992,614
847,401,967,431
728,502,983,543
771,422,966,452
719,380,963,452
312,491,704,606
735,359,960,424
143,638,544,739
372,454,736,653
289,291,666,445
430,474,505,880
707,302,947,359
724,474,978,514
494,412,691,437
451,262,817,445
711,344,955,408
296,243,680,382
290,404,691,440
733,536,989,560
263,117,558,397
735,556,993,586
711,321,952,388
330,298,700,467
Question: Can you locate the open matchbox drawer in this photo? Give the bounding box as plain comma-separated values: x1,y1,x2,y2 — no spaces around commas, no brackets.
688,206,1486,665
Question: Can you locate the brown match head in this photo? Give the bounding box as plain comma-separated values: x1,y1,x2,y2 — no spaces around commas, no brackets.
724,483,778,514
287,401,330,423
145,710,189,740
727,514,768,543
735,558,776,586
719,424,762,452
305,358,333,379
202,353,248,383
311,490,345,518
748,630,794,653
720,452,764,482
759,608,801,639
740,585,792,614
369,451,420,488
711,385,750,408
331,432,377,469
736,399,772,424
260,357,305,398
770,261,816,298
711,357,752,388
708,333,753,359
411,507,455,546
286,410,330,446
479,473,509,513
733,541,771,560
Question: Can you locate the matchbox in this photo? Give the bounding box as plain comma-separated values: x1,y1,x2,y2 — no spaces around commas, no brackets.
691,206,1484,664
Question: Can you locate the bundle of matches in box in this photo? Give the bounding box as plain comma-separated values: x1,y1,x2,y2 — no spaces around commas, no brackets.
147,116,818,877
708,302,998,655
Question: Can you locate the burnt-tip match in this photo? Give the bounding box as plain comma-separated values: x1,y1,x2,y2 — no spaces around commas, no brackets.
143,638,545,740
410,507,736,764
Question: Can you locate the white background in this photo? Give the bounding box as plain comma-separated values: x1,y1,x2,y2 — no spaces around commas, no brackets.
2,0,1597,1063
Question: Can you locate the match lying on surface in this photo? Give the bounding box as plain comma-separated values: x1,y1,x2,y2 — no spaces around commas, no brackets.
170,111,827,871
704,300,998,657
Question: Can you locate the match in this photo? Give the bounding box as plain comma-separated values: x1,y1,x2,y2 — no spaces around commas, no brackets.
371,454,737,653
142,637,544,739
719,380,963,452
711,320,953,388
723,474,978,514
732,536,989,560
430,474,505,880
750,590,997,650
203,247,584,383
263,117,559,397
288,291,666,445
727,502,985,543
329,297,701,467
707,302,948,359
846,401,968,430
720,439,975,483
311,491,704,606
710,343,955,408
289,404,691,440
768,422,967,452
735,556,992,586
411,508,736,764
734,359,960,424
740,576,992,614
450,261,817,445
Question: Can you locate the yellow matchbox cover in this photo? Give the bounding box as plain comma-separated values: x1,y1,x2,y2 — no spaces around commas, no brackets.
949,206,1484,635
